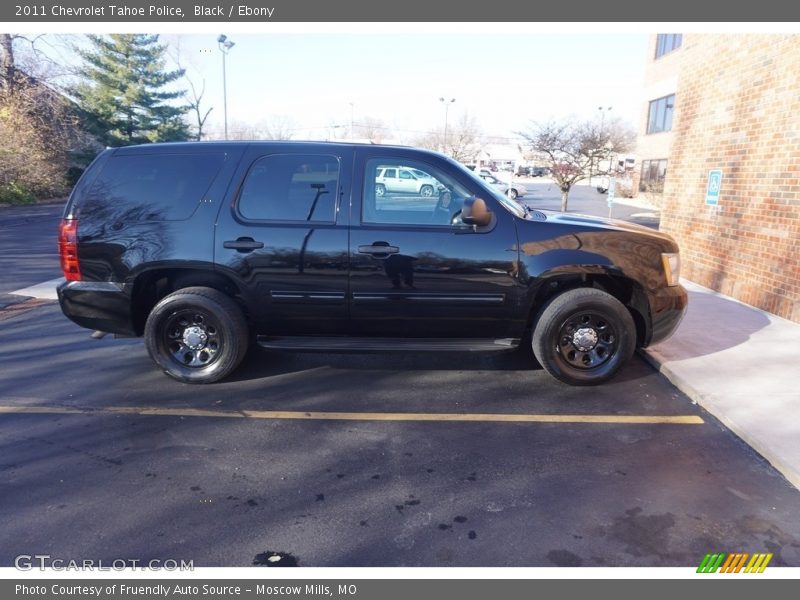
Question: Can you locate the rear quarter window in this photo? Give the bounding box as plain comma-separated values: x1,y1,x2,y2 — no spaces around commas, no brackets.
81,153,225,221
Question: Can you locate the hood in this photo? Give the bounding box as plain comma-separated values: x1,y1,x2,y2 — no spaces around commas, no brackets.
540,210,675,241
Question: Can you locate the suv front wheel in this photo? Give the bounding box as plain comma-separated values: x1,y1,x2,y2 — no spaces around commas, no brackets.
532,288,636,386
144,286,249,384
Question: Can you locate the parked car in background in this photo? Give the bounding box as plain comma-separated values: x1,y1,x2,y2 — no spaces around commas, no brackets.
516,166,549,178
479,173,528,200
469,166,494,178
375,166,441,197
516,166,532,177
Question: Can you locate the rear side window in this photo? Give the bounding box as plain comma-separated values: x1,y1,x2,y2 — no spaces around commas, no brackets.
83,153,224,221
237,154,339,222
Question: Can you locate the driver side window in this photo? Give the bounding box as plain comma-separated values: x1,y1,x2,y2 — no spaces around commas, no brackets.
363,158,469,226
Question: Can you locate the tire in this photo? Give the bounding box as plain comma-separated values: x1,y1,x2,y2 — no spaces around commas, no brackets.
597,187,608,194
375,184,386,197
531,288,636,386
144,286,249,384
509,188,518,200
419,184,434,197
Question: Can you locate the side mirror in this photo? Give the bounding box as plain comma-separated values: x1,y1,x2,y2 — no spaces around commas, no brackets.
461,197,492,227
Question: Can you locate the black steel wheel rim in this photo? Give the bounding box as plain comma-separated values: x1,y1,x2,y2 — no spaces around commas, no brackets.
160,309,223,369
554,310,618,370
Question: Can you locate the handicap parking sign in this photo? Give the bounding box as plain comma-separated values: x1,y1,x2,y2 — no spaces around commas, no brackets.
706,170,722,206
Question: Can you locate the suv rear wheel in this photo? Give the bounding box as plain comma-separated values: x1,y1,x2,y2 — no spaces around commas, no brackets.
144,286,249,384
419,184,434,197
532,288,636,386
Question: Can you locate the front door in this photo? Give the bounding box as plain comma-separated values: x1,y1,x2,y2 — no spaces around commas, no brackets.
349,148,523,339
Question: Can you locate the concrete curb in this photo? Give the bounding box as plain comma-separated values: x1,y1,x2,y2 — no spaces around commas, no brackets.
640,279,800,493
641,349,800,491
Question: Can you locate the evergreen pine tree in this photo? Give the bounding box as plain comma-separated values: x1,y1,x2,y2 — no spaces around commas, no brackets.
75,34,189,146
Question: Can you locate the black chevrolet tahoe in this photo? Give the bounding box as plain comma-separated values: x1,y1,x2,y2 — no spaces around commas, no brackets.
57,142,687,386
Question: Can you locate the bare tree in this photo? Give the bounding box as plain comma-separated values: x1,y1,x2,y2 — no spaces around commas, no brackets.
261,115,296,140
518,118,635,211
353,116,387,142
165,37,212,141
416,114,483,162
447,114,483,162
185,77,212,141
218,116,296,140
0,33,17,88
0,80,93,201
224,119,257,140
2,33,82,92
0,33,96,203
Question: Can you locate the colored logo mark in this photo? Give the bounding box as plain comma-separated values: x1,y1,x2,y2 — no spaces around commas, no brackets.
697,552,773,573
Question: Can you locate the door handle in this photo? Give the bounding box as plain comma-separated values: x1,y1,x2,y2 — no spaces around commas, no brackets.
358,243,399,257
223,238,264,252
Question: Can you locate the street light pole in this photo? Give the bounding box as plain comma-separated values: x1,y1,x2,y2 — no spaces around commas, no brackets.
595,106,612,179
217,34,235,140
439,97,455,154
598,105,612,131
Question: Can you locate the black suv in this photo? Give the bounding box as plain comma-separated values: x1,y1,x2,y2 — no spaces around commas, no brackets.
58,142,686,386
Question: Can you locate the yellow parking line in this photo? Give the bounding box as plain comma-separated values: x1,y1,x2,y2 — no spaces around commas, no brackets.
0,405,704,425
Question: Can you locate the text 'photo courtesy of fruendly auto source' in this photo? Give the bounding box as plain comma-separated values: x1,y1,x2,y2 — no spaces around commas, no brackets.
1,1,800,589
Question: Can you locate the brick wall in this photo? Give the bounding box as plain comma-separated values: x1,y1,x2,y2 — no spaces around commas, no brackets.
659,34,800,322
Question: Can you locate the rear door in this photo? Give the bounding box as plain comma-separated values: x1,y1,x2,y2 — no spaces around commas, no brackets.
349,147,524,339
396,168,419,194
215,145,351,335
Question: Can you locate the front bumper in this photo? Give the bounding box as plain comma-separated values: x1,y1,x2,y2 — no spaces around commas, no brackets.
57,280,136,336
646,283,688,346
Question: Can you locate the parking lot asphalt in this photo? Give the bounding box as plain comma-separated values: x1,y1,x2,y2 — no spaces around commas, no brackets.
3,302,800,567
2,200,800,568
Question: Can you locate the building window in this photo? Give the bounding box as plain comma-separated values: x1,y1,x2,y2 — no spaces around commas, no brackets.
639,159,668,193
655,34,682,59
646,94,675,134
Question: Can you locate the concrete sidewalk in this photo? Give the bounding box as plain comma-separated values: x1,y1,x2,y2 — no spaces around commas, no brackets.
643,280,800,490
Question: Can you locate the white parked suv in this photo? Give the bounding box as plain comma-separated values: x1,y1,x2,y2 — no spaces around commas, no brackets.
375,166,441,197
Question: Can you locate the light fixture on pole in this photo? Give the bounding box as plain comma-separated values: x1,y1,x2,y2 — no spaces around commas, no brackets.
598,105,612,130
217,34,235,140
595,106,613,179
439,97,456,154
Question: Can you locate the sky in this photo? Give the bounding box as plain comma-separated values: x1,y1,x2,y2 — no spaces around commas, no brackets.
22,30,650,143
161,32,650,141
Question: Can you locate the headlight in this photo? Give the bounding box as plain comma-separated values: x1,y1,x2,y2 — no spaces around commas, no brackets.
661,253,680,286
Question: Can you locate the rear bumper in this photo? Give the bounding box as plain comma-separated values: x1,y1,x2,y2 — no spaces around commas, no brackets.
646,283,688,346
57,280,136,336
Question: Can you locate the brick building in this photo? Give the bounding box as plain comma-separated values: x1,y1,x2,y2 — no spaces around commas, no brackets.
637,34,800,322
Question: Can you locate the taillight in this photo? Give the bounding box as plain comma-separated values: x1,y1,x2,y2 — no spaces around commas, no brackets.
59,218,81,281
